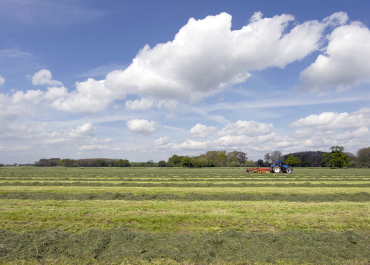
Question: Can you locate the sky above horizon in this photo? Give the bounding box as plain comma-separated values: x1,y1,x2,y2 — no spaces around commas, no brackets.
1,0,370,164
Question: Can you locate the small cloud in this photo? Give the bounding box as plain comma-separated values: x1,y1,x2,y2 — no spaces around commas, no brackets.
31,69,63,86
0,75,5,86
126,119,159,136
189,124,217,138
154,136,171,146
218,120,273,137
125,98,154,111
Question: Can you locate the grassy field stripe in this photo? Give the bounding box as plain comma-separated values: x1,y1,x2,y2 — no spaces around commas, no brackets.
1,192,370,202
1,181,370,187
1,177,370,182
1,228,370,264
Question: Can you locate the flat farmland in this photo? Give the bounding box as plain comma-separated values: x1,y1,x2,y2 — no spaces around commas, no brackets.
1,167,370,264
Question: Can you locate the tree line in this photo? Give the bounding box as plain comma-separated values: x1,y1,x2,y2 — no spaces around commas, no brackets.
27,146,370,168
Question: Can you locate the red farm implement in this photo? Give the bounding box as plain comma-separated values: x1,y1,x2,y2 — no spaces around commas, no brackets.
246,167,271,174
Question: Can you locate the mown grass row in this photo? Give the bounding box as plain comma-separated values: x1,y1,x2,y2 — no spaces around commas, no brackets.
1,229,370,264
1,191,370,202
2,185,369,195
1,181,370,187
0,177,370,182
1,200,370,233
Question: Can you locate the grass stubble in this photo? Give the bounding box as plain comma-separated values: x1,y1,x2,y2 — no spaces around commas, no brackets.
0,167,370,264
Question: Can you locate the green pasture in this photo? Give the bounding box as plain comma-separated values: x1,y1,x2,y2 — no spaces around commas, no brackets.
2,185,370,195
1,199,370,233
1,166,370,264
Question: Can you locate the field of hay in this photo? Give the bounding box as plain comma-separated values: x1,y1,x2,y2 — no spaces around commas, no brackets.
1,166,370,264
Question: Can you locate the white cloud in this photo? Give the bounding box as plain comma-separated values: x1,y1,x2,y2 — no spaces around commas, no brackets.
51,79,112,114
12,89,44,104
125,98,179,111
172,140,211,150
298,21,370,92
72,123,97,137
31,69,63,86
78,145,110,151
40,123,97,142
290,108,370,130
5,12,344,116
189,124,217,138
153,136,171,146
44,86,68,101
126,119,159,135
45,11,336,115
104,12,331,104
125,98,154,110
337,127,370,139
218,120,273,137
103,138,113,143
0,75,5,86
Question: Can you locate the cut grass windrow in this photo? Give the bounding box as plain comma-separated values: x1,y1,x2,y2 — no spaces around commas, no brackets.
1,181,370,187
1,191,370,202
1,228,370,264
1,185,369,195
1,200,370,233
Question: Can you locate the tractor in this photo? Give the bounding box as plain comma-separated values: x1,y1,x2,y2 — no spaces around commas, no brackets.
270,161,293,173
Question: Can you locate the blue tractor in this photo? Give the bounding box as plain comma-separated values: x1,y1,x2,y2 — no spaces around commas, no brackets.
270,161,293,173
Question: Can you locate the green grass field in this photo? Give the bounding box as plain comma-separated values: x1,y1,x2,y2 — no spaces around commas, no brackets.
1,167,370,264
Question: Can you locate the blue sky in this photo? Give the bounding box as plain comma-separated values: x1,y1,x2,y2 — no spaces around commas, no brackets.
1,0,370,164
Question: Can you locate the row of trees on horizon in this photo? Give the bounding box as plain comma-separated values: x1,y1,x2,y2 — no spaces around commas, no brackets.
16,146,369,169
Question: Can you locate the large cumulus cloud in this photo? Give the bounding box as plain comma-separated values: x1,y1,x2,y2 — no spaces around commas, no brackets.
28,11,342,115
298,21,370,92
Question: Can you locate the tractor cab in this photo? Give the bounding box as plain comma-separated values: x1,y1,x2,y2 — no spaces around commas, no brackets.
273,161,284,167
270,160,293,173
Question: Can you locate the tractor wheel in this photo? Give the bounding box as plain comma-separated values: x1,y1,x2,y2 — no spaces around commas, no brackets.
286,168,293,173
273,166,281,173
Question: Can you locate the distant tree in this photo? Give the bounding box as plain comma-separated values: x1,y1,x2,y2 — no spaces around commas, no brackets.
0,163,3,167
285,155,301,167
168,154,183,167
61,159,76,167
357,147,370,168
218,153,229,167
192,157,201,168
270,151,283,162
181,156,193,167
199,157,208,167
256,159,264,167
230,161,236,167
158,160,167,167
301,157,307,167
167,162,175,167
202,150,226,162
96,159,107,167
122,159,130,167
264,153,272,164
114,159,130,167
344,152,357,167
227,151,247,164
208,160,215,167
114,159,124,167
322,146,349,168
244,160,254,167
